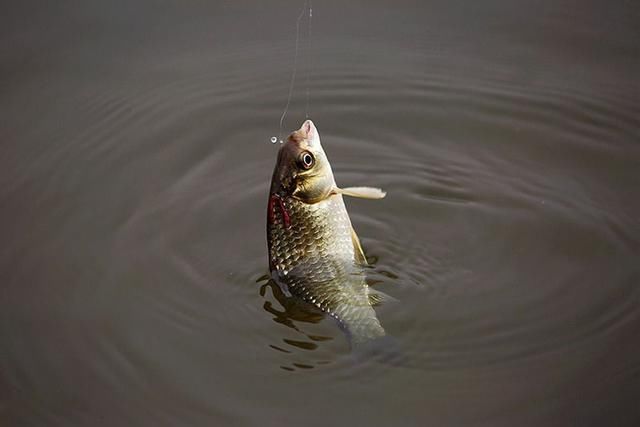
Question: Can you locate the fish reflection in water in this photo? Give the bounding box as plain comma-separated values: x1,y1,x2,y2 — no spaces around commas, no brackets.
257,268,399,371
258,275,336,370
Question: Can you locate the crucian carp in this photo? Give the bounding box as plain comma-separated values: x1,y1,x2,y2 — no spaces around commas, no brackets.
266,120,390,350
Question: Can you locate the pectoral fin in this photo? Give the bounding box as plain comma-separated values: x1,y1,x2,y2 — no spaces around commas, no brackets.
335,186,386,199
351,227,369,266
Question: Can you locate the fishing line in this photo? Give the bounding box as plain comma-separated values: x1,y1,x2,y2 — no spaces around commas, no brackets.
305,0,313,119
272,0,312,144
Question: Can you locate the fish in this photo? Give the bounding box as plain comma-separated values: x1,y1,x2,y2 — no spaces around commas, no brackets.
266,119,390,350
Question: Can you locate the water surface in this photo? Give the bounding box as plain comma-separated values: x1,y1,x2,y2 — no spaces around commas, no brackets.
2,0,639,425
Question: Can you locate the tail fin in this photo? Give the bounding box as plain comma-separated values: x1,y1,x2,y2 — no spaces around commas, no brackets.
350,335,406,366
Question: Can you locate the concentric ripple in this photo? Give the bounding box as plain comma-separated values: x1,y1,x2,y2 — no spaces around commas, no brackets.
3,3,639,424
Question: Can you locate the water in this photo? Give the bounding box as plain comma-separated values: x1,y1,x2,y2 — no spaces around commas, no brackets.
2,0,639,425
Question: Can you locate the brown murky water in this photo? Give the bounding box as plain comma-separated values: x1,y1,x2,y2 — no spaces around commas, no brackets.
2,0,639,425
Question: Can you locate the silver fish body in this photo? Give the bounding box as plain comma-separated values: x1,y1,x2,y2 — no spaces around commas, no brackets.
266,120,386,347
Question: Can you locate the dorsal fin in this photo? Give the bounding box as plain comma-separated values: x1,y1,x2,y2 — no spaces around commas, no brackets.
351,226,369,266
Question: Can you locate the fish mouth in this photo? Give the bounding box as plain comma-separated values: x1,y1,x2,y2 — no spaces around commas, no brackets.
285,119,317,149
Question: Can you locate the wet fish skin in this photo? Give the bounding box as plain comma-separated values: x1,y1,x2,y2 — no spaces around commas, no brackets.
266,120,386,347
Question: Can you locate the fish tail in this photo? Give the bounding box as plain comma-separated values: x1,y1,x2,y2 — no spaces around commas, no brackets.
338,305,405,364
350,334,406,365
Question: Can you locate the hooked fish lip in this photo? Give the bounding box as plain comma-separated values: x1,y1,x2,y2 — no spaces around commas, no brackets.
285,122,316,149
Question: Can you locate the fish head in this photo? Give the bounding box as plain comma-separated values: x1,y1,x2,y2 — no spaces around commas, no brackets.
270,120,336,203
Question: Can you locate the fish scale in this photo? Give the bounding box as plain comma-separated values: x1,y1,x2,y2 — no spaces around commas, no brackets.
268,182,385,346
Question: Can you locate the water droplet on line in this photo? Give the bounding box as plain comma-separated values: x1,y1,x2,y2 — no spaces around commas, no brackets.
270,136,278,143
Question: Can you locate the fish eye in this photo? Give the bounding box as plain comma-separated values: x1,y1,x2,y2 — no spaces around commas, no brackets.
299,151,315,170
